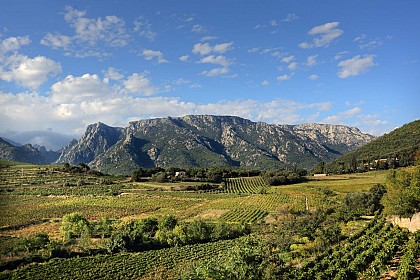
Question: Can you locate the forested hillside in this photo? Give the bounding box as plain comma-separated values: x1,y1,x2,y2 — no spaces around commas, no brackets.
325,120,420,173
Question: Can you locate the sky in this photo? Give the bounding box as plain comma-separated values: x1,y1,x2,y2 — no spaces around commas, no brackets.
0,0,419,150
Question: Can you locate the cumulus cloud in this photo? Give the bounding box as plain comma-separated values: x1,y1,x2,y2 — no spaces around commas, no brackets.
103,67,124,80
276,74,291,81
199,55,231,76
123,73,157,96
40,33,71,49
306,55,318,66
0,55,61,89
1,76,334,140
322,107,362,124
299,22,343,48
141,49,168,63
193,43,234,76
308,74,319,80
192,42,233,56
50,73,113,103
337,55,375,78
179,55,189,62
192,43,212,55
288,62,298,71
261,80,270,86
0,36,31,54
41,6,129,57
199,55,230,67
191,24,206,34
282,13,299,22
133,16,156,41
281,55,294,63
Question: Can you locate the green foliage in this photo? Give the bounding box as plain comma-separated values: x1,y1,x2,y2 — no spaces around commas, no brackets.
262,169,307,186
326,120,420,173
340,184,386,219
180,236,284,280
397,231,420,280
60,212,91,242
382,166,420,218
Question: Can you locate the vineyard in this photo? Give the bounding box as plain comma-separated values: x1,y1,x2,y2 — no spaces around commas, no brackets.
1,163,419,279
223,176,268,194
285,217,419,280
0,237,244,279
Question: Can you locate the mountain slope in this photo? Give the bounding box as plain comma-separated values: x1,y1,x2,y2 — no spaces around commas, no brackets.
56,115,374,174
0,137,60,164
325,120,420,172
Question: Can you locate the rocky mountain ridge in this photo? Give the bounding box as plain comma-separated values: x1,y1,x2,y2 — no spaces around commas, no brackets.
0,137,60,164
56,115,374,174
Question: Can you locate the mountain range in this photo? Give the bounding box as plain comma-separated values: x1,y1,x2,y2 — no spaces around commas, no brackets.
1,115,375,174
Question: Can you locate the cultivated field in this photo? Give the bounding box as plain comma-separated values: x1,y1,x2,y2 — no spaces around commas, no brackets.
1,163,418,279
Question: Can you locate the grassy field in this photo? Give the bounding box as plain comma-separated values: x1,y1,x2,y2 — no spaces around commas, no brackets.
0,163,399,279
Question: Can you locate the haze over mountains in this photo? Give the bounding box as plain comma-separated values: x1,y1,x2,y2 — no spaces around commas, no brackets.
0,115,375,174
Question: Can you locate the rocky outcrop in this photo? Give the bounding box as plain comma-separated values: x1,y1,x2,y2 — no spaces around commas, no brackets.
56,115,374,174
0,137,60,164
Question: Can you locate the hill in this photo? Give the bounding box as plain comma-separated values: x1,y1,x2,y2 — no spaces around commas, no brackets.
325,120,420,173
0,137,60,165
56,115,374,174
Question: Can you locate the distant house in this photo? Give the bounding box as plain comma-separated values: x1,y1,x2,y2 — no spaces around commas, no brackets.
313,173,328,177
175,171,187,179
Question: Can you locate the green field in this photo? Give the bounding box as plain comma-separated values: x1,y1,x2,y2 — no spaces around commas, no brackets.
1,163,418,279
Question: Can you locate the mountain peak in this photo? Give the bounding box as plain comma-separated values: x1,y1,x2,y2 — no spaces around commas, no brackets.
56,115,374,174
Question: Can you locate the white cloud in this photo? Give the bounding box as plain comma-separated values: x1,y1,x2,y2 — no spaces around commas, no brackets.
299,22,343,48
213,42,233,54
282,13,299,22
41,6,129,57
262,80,270,86
141,49,168,63
306,55,318,66
281,55,294,63
40,33,71,49
192,43,212,55
201,67,229,77
201,36,218,41
192,42,233,56
199,55,231,76
0,36,31,54
337,55,375,78
1,74,335,138
179,55,189,62
0,55,61,89
276,74,291,81
133,16,156,41
50,74,113,104
308,74,319,80
270,20,278,27
191,24,206,34
288,62,298,71
322,107,362,124
123,73,157,96
199,55,230,67
334,51,349,60
103,67,124,80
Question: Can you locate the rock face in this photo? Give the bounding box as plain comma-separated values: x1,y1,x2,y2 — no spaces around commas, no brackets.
0,137,60,164
56,115,375,174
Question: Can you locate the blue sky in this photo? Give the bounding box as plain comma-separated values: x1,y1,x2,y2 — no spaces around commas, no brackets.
0,0,419,150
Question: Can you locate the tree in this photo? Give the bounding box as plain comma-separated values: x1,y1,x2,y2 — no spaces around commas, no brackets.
382,167,420,218
180,236,284,279
60,212,91,242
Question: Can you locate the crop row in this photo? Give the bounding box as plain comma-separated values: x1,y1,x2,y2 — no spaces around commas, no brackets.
0,237,244,279
286,218,411,280
219,208,268,224
223,177,267,194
